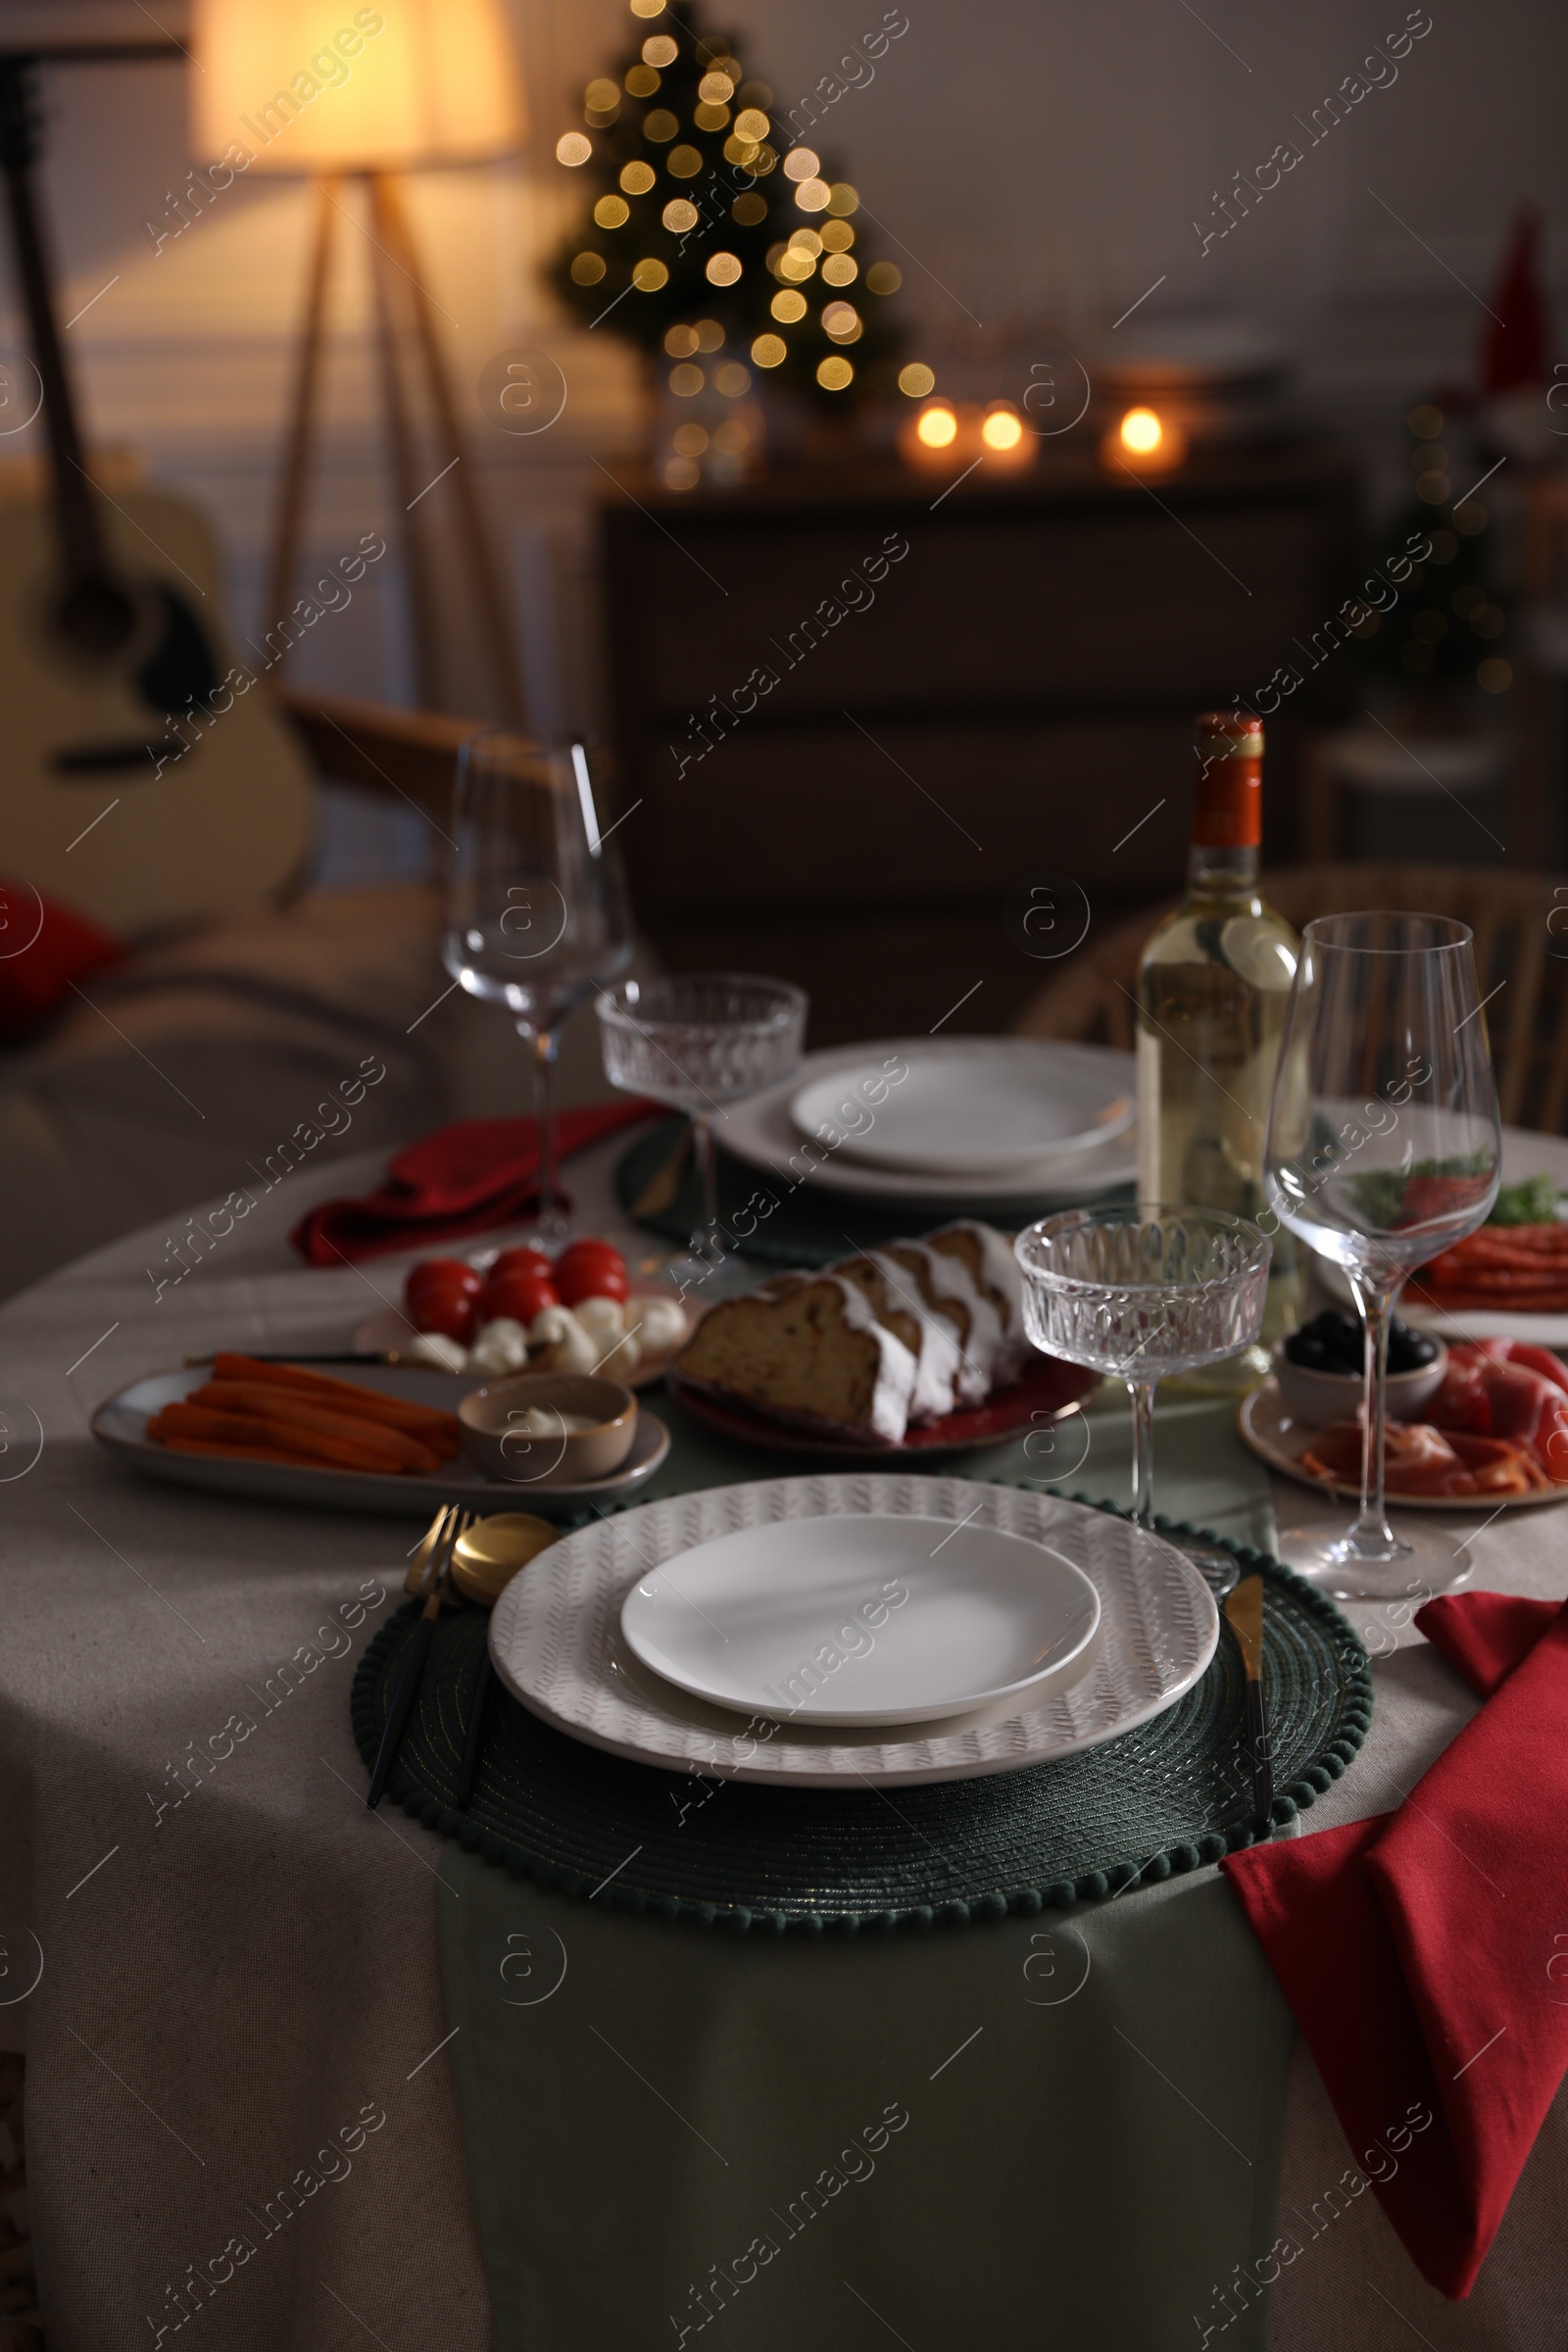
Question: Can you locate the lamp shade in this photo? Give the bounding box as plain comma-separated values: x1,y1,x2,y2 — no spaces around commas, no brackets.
191,0,527,173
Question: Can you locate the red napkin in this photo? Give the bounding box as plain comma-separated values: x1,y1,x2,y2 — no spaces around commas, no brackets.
289,1100,658,1264
0,874,124,1036
1220,1589,1568,2298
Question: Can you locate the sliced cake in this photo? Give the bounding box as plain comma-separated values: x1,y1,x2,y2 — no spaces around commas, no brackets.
830,1250,962,1422
672,1273,918,1445
881,1239,1008,1405
925,1221,1032,1383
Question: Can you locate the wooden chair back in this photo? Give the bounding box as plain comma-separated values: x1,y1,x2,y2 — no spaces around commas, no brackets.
1013,862,1568,1133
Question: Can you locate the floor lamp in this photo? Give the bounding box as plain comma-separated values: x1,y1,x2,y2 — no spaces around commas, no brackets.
191,0,530,725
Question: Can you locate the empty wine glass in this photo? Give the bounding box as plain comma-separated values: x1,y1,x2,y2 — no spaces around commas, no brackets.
597,974,808,1280
1263,911,1500,1599
444,734,633,1243
1015,1204,1272,1593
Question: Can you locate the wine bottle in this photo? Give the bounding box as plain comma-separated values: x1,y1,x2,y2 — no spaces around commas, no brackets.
1136,710,1301,1387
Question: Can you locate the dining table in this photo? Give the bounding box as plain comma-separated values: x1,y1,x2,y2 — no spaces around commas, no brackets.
3,1118,1567,2352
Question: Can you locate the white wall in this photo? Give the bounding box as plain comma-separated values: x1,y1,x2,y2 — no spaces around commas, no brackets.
5,0,1564,733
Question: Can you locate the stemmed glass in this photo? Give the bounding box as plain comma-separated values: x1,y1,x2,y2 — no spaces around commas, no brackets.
443,734,632,1243
597,974,808,1281
1014,1204,1272,1593
1263,911,1500,1599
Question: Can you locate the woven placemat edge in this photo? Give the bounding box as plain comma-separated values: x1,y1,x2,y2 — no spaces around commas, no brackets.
349,1495,1373,1936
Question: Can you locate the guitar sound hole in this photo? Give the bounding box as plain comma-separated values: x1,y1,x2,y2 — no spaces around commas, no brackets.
55,577,138,658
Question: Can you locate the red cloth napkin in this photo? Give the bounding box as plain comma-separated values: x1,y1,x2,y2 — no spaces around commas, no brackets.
289,1100,658,1264
1220,1590,1568,2298
0,875,124,1037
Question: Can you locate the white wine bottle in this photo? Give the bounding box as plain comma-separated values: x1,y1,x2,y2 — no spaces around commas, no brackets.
1137,711,1301,1388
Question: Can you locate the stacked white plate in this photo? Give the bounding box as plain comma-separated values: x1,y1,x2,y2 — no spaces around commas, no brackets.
489,1476,1219,1787
719,1037,1137,1205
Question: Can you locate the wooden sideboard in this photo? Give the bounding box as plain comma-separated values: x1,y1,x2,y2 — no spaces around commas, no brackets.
599,443,1357,1045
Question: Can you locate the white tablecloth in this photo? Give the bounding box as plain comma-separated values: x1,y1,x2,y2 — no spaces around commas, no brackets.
2,1130,1564,2348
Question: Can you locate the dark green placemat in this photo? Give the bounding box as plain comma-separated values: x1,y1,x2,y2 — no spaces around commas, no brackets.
613,1115,1136,1265
350,1509,1370,1933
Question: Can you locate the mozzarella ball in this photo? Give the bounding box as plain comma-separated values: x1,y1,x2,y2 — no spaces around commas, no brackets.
404,1331,468,1373
637,1296,687,1353
468,1316,530,1373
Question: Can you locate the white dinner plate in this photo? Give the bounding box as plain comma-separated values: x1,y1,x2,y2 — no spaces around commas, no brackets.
1237,1380,1568,1511
790,1041,1134,1178
90,1362,670,1517
720,1038,1138,1206
619,1513,1101,1725
489,1476,1219,1787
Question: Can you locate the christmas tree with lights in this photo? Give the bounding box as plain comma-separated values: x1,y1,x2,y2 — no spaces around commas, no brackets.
548,1,904,421
1354,399,1510,704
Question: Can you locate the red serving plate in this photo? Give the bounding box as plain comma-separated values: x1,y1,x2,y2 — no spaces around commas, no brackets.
663,1354,1100,1461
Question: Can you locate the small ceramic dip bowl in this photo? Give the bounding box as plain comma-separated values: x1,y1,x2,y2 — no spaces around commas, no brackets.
459,1373,637,1486
1270,1337,1448,1428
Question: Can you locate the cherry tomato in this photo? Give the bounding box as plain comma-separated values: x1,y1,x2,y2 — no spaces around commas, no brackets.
405,1256,481,1315
554,1240,629,1305
490,1246,555,1284
481,1270,559,1328
411,1283,480,1343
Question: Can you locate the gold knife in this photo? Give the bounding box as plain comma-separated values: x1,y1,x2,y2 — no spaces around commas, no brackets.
1223,1574,1273,1835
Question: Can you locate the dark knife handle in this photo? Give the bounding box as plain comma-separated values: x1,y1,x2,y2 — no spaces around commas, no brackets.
457,1650,493,1812
1244,1677,1274,1835
368,1610,437,1808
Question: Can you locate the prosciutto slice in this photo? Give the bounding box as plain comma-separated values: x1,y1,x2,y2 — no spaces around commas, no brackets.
1423,1343,1568,1485
1300,1416,1548,1497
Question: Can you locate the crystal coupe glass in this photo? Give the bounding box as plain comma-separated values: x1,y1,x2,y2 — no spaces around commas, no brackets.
598,974,808,1279
1015,1204,1272,1593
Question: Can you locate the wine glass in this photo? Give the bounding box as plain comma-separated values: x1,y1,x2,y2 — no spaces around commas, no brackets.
597,974,808,1281
1262,911,1500,1599
443,734,632,1243
1014,1204,1272,1593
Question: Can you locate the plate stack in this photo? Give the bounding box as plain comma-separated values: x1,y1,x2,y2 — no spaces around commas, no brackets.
721,1036,1137,1217
490,1477,1218,1788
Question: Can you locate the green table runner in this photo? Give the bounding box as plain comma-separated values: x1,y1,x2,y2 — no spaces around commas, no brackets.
436,1391,1301,2351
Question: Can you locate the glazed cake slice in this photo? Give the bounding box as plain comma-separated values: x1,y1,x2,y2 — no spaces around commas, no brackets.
882,1240,1007,1405
672,1273,918,1445
925,1221,1033,1382
830,1250,962,1422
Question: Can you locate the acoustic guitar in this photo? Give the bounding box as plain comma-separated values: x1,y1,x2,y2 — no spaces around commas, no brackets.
0,45,313,934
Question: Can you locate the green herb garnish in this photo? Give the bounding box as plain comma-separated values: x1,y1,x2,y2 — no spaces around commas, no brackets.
1489,1174,1566,1227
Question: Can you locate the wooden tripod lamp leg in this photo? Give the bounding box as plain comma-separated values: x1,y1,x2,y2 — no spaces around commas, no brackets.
265,172,338,669
372,172,529,731
366,175,444,710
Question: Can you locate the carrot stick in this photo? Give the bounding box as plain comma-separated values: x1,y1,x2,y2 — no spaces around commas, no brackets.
148,1403,387,1470
150,1403,434,1475
210,1355,461,1447
185,1382,440,1472
154,1434,350,1468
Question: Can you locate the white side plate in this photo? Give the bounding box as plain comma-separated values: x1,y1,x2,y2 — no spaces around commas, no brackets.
723,1037,1138,1205
619,1513,1101,1725
790,1040,1134,1178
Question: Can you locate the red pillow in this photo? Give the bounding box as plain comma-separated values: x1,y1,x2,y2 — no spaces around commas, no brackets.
0,876,125,1037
